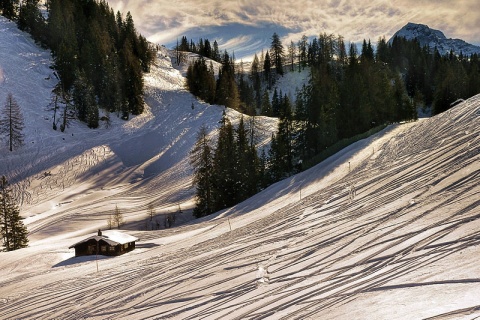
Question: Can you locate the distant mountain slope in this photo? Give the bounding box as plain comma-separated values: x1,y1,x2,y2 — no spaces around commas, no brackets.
389,22,480,56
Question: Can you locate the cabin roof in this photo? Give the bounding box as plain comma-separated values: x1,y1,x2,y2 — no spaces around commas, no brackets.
69,230,138,249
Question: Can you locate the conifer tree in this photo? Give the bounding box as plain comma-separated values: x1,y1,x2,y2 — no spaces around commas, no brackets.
0,176,28,251
288,40,296,72
271,32,284,75
264,50,272,88
73,71,98,128
235,116,259,201
261,89,273,116
0,93,24,152
190,125,215,218
212,113,237,211
1,0,19,19
298,35,308,70
216,51,240,110
251,53,262,109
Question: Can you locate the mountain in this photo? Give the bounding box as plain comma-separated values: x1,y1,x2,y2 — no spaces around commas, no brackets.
389,22,480,56
1,15,480,319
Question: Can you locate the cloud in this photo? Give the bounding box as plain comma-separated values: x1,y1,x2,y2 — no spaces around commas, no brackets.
107,0,480,59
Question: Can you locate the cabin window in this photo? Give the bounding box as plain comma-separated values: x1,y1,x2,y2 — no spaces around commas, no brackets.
109,246,115,252
88,245,96,254
101,245,107,252
124,243,129,249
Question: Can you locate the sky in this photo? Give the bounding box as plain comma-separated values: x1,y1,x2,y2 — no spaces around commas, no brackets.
107,0,480,60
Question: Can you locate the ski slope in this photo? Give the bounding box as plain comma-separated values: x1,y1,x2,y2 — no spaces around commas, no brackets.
1,16,480,319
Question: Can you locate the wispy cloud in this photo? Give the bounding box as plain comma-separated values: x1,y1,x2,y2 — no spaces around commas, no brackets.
107,0,480,59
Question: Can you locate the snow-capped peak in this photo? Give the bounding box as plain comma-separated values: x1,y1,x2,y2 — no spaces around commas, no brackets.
389,22,480,56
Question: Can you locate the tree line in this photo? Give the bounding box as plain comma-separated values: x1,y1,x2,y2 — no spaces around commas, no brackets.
177,36,221,62
0,0,156,129
188,32,480,218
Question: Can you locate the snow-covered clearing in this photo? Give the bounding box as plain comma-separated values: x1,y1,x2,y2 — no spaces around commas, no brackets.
0,16,479,319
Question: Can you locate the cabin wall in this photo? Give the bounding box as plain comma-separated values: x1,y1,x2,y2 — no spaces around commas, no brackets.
73,239,136,257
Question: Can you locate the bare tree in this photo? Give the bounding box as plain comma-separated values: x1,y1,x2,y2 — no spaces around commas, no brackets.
0,93,25,151
106,214,113,230
146,204,155,230
113,205,124,229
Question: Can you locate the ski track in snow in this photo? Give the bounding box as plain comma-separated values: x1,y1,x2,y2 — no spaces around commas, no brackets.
1,16,480,320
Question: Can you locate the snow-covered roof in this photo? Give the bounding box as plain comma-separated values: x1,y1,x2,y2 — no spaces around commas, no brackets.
69,230,138,248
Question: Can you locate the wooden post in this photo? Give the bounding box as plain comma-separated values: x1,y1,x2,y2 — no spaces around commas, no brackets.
96,241,99,273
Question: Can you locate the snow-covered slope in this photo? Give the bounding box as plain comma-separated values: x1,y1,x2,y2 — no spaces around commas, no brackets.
0,15,277,242
389,22,480,56
1,16,480,319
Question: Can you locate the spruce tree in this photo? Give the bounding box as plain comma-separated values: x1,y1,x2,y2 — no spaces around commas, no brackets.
190,125,215,218
298,35,308,70
288,40,296,72
235,116,256,201
212,113,237,211
0,93,24,152
216,51,240,110
261,89,272,116
271,32,284,75
1,0,19,19
0,176,28,251
264,50,272,88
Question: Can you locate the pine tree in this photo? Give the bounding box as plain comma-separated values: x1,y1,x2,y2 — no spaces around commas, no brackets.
235,116,259,201
0,176,28,251
0,93,24,152
190,125,215,218
261,89,273,116
212,113,237,211
1,0,19,19
72,71,98,128
271,32,284,75
288,40,296,72
298,35,308,70
216,51,240,110
17,0,46,45
264,50,272,88
251,53,262,110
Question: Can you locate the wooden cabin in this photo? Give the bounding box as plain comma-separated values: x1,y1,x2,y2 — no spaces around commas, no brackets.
69,230,138,257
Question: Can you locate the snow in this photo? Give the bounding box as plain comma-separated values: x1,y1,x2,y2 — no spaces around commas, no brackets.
1,16,480,319
69,230,138,248
390,22,480,56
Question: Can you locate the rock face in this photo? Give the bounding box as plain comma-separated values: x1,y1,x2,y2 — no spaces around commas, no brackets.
389,22,480,56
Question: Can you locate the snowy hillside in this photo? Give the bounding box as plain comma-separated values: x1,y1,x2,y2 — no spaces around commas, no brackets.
1,15,480,319
390,22,480,56
0,15,277,242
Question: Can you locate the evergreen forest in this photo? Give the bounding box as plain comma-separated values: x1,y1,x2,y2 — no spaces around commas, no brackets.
187,33,480,217
0,0,156,129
